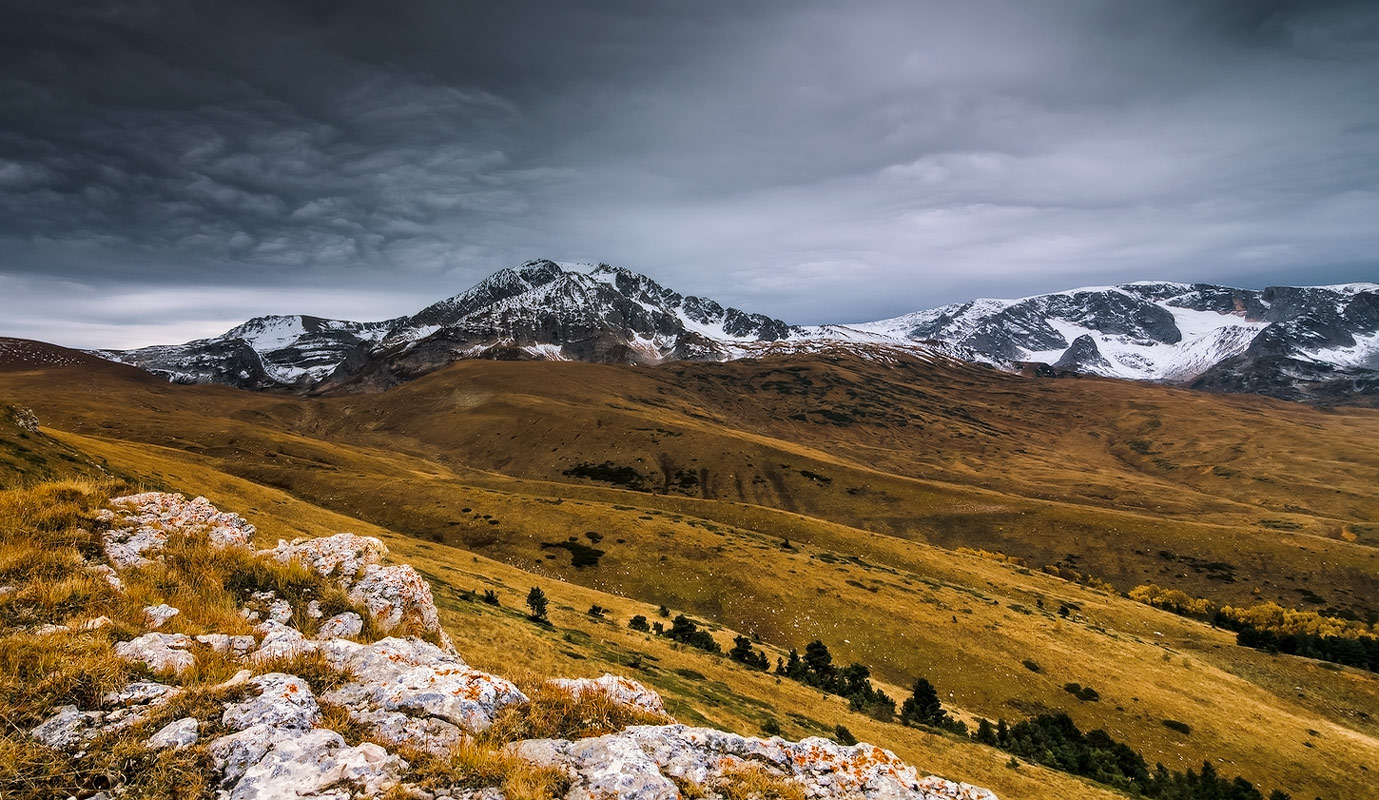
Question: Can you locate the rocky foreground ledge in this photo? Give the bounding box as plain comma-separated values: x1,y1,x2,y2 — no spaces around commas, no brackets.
29,492,997,800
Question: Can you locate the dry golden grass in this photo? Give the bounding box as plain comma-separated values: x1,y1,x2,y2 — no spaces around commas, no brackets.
483,680,671,744
395,739,571,799
713,762,807,800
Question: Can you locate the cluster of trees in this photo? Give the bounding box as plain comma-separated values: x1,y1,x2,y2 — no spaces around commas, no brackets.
973,713,1288,800
1233,624,1379,671
1129,584,1216,617
1129,585,1378,673
660,614,721,653
728,635,770,669
775,640,896,721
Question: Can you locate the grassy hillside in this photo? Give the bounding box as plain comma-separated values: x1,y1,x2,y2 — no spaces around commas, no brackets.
2,343,1376,798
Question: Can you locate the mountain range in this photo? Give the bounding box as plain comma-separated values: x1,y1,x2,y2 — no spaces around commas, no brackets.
91,259,1379,403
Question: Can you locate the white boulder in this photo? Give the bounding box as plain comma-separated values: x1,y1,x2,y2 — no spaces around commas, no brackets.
316,612,363,640
267,533,385,581
30,705,101,752
321,637,526,736
146,716,200,750
144,603,179,629
222,673,320,731
113,633,195,675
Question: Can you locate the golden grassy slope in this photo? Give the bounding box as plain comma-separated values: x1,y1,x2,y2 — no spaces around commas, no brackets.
2,345,1377,799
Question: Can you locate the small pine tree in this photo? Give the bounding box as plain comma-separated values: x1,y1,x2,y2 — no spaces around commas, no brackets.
900,677,946,727
525,586,548,622
629,614,650,632
833,724,857,746
974,718,998,746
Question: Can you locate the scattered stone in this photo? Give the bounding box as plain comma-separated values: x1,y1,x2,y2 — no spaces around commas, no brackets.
14,406,39,432
34,624,71,635
102,492,255,568
87,564,124,591
222,673,320,731
316,611,363,640
216,669,254,692
548,673,667,717
103,681,179,707
144,603,180,629
307,600,324,619
81,616,114,630
31,705,101,752
113,633,196,675
146,717,200,750
195,633,257,658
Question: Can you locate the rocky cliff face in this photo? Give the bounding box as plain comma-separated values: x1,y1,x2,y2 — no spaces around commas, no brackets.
26,491,997,800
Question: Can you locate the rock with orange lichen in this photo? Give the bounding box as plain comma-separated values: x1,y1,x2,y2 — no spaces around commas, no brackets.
320,637,528,737
547,673,668,716
510,724,998,800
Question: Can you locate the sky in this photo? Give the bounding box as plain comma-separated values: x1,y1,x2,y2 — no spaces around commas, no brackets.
2,0,1378,348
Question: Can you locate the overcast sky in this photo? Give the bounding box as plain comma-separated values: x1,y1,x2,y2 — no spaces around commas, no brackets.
2,0,1378,348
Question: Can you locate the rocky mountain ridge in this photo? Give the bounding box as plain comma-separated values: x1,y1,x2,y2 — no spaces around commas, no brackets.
89,262,1379,402
24,490,996,800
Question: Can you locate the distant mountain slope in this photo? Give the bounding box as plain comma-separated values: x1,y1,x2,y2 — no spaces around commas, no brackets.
92,314,402,390
324,260,801,390
88,262,1379,403
841,281,1379,403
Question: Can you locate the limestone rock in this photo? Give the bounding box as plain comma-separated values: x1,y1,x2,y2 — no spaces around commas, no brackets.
547,674,667,717
114,633,195,675
267,533,386,582
218,728,404,800
144,603,180,629
196,633,257,658
321,637,526,736
81,616,114,630
103,681,179,707
511,725,1000,800
102,492,254,568
252,621,316,663
348,563,442,636
86,564,124,591
222,673,320,731
31,705,101,752
146,716,200,750
316,611,363,640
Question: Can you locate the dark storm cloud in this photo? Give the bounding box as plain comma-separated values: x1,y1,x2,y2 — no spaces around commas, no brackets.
1,0,1377,346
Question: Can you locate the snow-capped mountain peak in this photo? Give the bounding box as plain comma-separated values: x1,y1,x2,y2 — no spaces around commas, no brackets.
90,264,1379,403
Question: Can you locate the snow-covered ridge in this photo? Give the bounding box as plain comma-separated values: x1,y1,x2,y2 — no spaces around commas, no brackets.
86,263,1379,402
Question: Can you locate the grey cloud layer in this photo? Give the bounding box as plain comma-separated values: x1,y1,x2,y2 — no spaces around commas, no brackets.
2,0,1377,347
